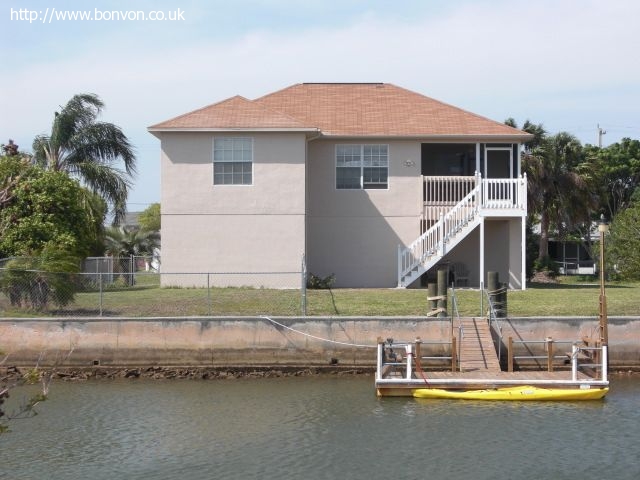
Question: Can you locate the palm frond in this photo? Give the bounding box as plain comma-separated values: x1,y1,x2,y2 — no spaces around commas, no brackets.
104,226,159,256
33,93,137,226
50,94,103,150
64,122,137,176
73,161,131,225
31,135,55,168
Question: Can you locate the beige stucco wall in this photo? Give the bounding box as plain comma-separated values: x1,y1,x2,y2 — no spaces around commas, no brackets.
482,219,524,289
158,132,525,289
508,217,524,289
306,139,422,287
159,132,307,287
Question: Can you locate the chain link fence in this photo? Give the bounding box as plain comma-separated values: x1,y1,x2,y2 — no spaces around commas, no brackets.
0,256,311,317
82,255,159,285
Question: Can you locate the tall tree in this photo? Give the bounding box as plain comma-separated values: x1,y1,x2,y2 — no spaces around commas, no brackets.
582,138,640,220
32,94,136,225
0,155,104,259
522,132,593,261
504,119,546,152
607,188,640,280
138,203,161,232
1,140,30,209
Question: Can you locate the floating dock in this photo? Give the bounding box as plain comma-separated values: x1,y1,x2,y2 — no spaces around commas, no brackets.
375,316,609,398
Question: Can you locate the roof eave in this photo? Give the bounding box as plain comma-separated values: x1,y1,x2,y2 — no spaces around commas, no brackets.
148,127,320,135
317,133,535,142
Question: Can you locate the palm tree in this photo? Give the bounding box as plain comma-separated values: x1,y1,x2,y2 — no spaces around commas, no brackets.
32,94,136,224
104,226,159,285
523,132,594,261
104,226,159,257
504,118,546,153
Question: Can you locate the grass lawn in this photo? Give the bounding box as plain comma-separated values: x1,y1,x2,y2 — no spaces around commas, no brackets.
1,276,638,317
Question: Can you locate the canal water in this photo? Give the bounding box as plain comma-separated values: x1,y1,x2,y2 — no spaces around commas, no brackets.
1,375,639,480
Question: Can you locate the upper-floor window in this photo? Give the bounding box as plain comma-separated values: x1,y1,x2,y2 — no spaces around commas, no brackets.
213,137,253,185
336,144,388,189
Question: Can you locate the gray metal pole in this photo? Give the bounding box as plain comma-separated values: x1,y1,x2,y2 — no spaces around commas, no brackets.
207,273,212,316
99,271,103,317
301,254,307,316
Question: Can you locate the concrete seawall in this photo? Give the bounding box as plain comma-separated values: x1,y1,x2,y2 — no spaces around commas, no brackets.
1,316,639,369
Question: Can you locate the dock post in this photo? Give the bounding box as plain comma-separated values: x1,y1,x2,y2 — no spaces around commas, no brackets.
405,344,413,380
437,268,447,317
428,282,437,313
547,338,554,372
571,344,578,381
376,337,384,381
602,345,608,383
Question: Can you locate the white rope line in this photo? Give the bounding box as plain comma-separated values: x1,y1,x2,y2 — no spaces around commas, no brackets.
261,316,376,348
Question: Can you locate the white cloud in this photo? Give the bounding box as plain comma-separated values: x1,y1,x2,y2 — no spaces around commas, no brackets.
2,0,639,205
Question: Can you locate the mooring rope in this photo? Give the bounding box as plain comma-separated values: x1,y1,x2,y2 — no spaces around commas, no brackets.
261,316,377,348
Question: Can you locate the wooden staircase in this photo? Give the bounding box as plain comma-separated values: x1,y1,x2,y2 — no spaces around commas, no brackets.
459,317,501,372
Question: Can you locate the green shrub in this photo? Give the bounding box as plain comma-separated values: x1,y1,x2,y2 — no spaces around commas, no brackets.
306,273,336,289
533,256,560,277
0,249,80,311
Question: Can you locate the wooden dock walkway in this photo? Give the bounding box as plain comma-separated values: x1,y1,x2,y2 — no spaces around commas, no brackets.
459,317,501,372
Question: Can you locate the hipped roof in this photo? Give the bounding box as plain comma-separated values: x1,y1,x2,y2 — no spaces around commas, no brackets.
149,83,531,140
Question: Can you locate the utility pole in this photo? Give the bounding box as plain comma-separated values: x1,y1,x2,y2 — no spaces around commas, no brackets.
597,124,607,148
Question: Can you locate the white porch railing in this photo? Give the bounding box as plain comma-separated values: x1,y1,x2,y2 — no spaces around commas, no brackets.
483,177,528,211
423,175,478,230
398,174,527,287
424,175,478,206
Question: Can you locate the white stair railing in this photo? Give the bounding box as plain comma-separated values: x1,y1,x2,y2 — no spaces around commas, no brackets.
397,174,527,287
398,182,481,287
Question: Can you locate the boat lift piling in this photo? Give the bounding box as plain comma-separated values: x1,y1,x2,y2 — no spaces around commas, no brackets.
427,268,448,317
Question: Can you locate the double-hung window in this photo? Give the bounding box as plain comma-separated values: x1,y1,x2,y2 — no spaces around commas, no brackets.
336,144,388,189
213,137,253,185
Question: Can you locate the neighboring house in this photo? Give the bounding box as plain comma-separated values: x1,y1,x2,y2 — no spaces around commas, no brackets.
122,211,141,231
549,239,596,275
149,83,532,289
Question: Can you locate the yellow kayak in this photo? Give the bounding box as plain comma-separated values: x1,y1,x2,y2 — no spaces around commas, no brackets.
413,385,609,401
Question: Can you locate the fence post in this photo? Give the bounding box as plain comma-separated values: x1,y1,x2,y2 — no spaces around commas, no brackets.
207,273,211,316
301,254,307,316
99,271,103,317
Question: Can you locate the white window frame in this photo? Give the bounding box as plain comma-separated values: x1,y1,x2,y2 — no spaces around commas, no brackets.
484,145,513,179
335,144,389,190
213,137,253,186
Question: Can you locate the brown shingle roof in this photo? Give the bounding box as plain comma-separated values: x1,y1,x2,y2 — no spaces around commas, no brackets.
149,95,312,130
150,83,531,140
256,83,527,138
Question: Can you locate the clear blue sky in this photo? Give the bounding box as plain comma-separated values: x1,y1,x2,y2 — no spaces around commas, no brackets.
2,0,639,211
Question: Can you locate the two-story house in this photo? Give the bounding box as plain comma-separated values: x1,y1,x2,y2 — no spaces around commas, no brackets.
149,83,532,289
